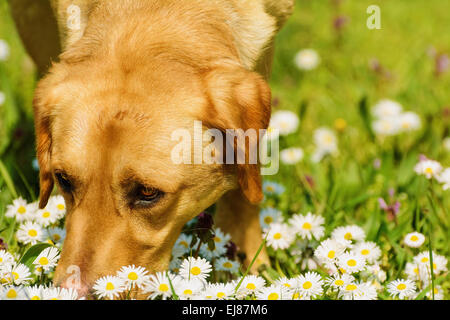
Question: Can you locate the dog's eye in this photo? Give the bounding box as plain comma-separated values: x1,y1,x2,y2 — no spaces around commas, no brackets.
55,172,73,193
133,186,163,207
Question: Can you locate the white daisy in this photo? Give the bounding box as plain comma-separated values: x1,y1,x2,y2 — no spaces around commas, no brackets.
214,257,240,274
274,277,297,290
1,263,32,285
0,249,15,267
437,167,450,190
387,279,416,300
262,181,285,196
371,99,403,118
337,282,362,300
325,273,355,291
314,238,346,268
46,227,66,247
372,117,401,136
280,147,304,165
294,48,320,71
116,265,150,290
0,39,10,61
414,159,443,179
16,221,45,245
175,278,204,300
199,241,227,260
48,195,67,219
398,112,421,132
146,272,178,300
269,110,300,136
314,127,338,154
414,251,448,275
25,285,46,300
179,256,212,283
353,282,378,300
289,212,325,240
260,207,283,230
403,232,425,248
426,285,444,300
174,234,195,254
404,262,426,282
292,272,324,299
5,197,37,222
332,225,366,244
338,252,366,274
202,283,234,300
1,285,26,300
264,223,295,250
352,241,381,264
255,284,289,300
35,206,59,227
33,246,60,273
43,287,79,300
211,228,231,248
236,275,266,298
92,275,126,300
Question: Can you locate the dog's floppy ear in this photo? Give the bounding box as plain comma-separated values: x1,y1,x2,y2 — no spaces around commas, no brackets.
33,78,57,209
203,63,271,204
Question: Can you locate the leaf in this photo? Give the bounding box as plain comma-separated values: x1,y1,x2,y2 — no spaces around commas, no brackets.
18,243,53,268
357,96,375,142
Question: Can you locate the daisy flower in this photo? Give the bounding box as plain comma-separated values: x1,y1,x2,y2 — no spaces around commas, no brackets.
403,232,425,248
332,225,366,244
259,207,282,230
269,110,299,136
25,285,46,300
437,167,450,190
43,287,79,300
92,275,126,300
372,117,401,136
48,195,67,219
0,39,10,61
398,112,421,132
35,206,59,227
46,227,66,247
211,228,231,248
264,223,295,250
292,272,324,299
325,274,355,292
338,252,366,274
314,238,346,268
5,197,37,222
262,181,285,196
280,147,304,165
274,277,297,290
0,249,15,267
117,265,150,290
255,284,289,300
414,251,448,274
175,278,204,300
387,279,416,299
236,275,266,298
214,257,240,274
404,262,426,282
337,282,362,300
371,99,403,118
16,221,45,245
426,285,444,300
202,283,234,300
414,159,443,179
352,241,381,264
294,48,320,71
179,256,212,283
146,272,178,300
289,212,325,240
1,285,26,300
1,263,32,285
33,247,60,273
352,282,378,300
174,234,195,254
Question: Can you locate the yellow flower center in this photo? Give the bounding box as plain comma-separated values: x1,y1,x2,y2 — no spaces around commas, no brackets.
159,284,169,292
127,272,138,281
190,266,201,276
106,282,115,291
268,293,279,300
410,235,419,242
12,272,19,280
6,289,17,299
421,257,428,263
57,204,65,210
42,211,51,218
345,284,357,291
344,232,352,240
335,279,344,286
28,229,37,237
413,268,419,275
214,236,222,243
302,222,312,230
183,289,193,295
264,216,273,224
302,281,312,289
397,283,406,291
223,262,233,269
217,292,225,298
246,283,256,290
266,186,274,192
39,257,49,266
347,259,357,267
327,250,335,259
180,241,188,248
273,233,282,240
283,283,291,288
425,167,433,174
31,296,40,300
292,292,302,299
361,249,370,256
54,234,61,241
17,206,27,214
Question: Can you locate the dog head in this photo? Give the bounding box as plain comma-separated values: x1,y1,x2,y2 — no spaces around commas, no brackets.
33,4,271,296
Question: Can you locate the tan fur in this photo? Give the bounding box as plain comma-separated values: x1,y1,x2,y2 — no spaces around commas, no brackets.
15,0,294,296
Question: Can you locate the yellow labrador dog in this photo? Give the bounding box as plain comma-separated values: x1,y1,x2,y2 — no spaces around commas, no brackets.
11,0,294,296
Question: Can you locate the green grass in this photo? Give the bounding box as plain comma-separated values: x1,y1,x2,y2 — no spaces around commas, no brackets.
0,0,449,299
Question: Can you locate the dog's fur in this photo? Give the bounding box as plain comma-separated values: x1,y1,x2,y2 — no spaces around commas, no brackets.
11,0,294,296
